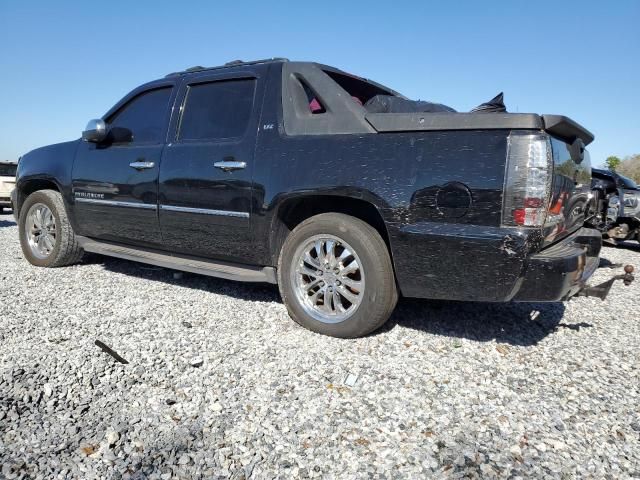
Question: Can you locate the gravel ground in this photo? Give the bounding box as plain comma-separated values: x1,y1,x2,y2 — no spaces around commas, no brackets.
1,210,639,479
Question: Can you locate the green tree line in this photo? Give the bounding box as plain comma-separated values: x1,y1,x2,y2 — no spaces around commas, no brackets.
605,154,640,183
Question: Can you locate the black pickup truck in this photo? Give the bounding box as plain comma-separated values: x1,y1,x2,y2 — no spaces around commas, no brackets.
12,58,626,337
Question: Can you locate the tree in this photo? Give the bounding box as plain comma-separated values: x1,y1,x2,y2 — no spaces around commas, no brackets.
616,154,640,183
605,155,621,171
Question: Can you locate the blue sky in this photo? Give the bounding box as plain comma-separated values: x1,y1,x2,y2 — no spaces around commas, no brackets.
1,1,638,167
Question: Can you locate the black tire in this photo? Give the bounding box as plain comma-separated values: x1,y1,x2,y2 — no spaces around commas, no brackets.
278,213,398,338
19,189,84,267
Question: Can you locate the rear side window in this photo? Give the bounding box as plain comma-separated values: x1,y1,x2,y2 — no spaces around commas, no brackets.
107,87,172,144
178,79,256,141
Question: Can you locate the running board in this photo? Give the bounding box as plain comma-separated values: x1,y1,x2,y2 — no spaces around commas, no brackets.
77,236,277,284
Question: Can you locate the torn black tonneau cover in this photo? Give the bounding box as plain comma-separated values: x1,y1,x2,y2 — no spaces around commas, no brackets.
365,112,594,146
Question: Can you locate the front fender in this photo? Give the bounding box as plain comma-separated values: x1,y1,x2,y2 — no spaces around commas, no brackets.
15,140,80,218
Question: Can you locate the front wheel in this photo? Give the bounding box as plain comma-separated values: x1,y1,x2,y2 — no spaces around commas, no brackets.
278,213,398,338
18,189,84,267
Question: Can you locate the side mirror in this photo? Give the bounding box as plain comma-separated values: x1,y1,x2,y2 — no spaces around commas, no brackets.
82,119,107,143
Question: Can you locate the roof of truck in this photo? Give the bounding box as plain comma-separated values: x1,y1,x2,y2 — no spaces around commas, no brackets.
164,58,403,100
165,58,289,77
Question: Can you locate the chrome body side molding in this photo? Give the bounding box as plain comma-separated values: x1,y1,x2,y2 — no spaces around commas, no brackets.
75,198,157,210
74,198,250,218
159,205,250,218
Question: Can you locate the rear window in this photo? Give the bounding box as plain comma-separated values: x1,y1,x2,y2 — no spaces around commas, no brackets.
323,69,396,105
0,163,17,176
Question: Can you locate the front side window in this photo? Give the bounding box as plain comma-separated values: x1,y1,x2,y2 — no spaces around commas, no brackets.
108,87,172,144
178,79,255,141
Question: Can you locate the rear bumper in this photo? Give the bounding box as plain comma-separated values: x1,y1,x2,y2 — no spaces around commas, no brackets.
513,227,602,301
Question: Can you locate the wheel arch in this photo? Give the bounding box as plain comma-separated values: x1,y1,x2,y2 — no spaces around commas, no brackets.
15,177,63,220
268,193,395,269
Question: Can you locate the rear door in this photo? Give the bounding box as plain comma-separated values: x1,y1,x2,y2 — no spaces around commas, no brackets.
72,82,176,247
158,70,264,263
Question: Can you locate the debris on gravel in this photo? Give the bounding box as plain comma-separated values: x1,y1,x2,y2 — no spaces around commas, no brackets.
95,339,129,364
1,212,639,478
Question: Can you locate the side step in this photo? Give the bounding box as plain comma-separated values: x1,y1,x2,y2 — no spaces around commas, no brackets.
77,236,277,284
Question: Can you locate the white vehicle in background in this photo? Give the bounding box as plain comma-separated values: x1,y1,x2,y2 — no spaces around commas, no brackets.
0,161,17,213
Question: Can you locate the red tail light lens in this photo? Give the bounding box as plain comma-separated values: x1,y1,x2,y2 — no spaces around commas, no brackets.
502,133,552,227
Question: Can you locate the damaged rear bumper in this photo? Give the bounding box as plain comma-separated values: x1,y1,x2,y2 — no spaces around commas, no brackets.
514,227,602,302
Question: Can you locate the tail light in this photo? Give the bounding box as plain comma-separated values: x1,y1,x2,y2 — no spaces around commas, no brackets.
502,132,552,227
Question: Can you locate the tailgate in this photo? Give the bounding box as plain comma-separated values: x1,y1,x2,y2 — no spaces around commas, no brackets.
542,138,592,245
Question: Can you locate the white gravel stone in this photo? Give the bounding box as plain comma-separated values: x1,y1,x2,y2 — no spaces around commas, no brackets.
189,357,204,368
105,430,119,446
1,211,639,478
344,372,359,387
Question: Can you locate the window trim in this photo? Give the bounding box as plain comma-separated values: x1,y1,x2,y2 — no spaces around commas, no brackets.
174,75,258,144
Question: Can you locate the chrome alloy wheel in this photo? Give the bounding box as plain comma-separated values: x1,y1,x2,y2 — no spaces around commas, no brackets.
25,203,57,259
291,234,365,324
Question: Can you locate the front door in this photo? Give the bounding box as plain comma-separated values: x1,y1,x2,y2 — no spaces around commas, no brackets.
158,72,263,263
71,84,175,247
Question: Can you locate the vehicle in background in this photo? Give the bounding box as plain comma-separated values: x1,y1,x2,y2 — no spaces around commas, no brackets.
589,168,640,244
0,161,17,213
11,58,634,338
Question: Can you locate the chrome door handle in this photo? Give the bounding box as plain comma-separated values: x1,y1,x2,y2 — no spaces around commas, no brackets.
214,160,246,172
129,161,155,170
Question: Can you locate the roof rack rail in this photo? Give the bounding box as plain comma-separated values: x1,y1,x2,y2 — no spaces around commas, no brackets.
165,58,289,77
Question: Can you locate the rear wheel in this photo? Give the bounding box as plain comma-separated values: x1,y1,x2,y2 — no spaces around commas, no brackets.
18,190,84,267
278,213,397,338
